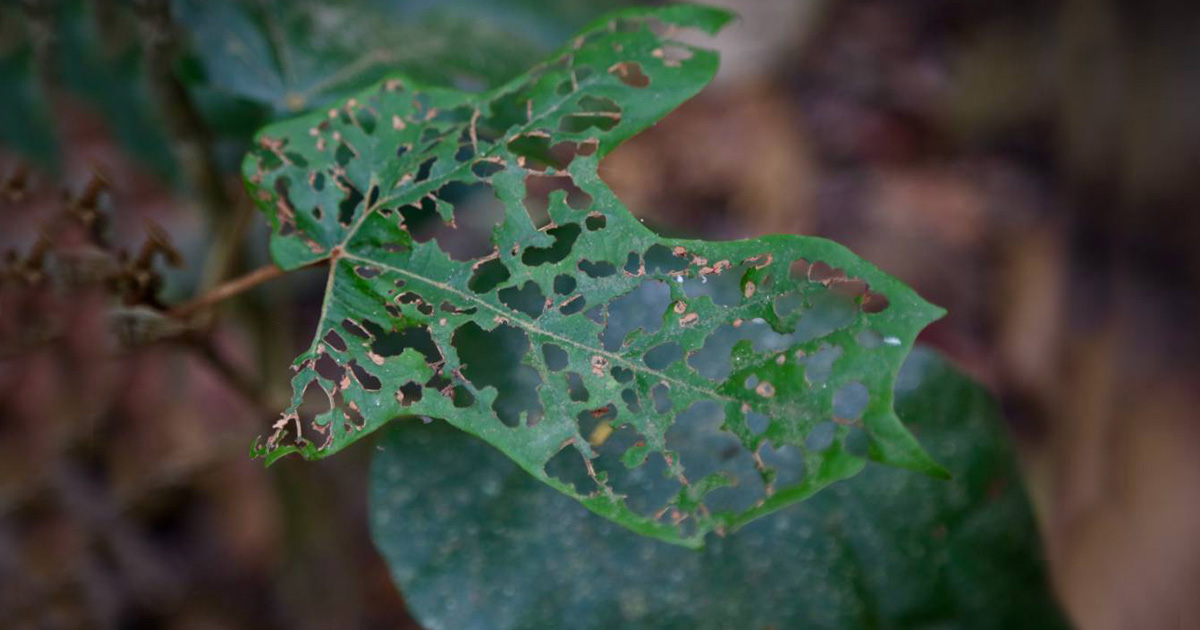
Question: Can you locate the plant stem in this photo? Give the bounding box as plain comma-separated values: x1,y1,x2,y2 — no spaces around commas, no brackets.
170,262,300,319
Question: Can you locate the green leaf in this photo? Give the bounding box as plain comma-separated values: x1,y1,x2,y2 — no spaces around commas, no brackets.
173,0,638,116
244,4,946,546
369,349,1069,630
0,2,177,178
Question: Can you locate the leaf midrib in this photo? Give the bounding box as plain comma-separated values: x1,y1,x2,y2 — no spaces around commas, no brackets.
340,251,737,405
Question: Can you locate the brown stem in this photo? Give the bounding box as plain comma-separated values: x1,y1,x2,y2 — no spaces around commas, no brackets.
170,262,298,319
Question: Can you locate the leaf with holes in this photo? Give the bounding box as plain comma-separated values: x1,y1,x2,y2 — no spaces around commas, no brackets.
244,4,947,547
369,349,1069,629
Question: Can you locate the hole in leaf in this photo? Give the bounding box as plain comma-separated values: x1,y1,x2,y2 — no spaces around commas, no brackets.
522,224,580,266
651,383,672,413
856,329,883,349
609,61,650,87
761,442,805,488
623,252,641,275
399,183,502,261
774,292,804,317
688,321,797,380
665,401,761,515
455,140,475,163
469,259,510,293
440,301,475,315
789,258,810,280
508,133,554,171
291,380,330,446
833,382,869,420
453,322,543,427
508,134,595,172
577,404,618,442
451,385,475,408
315,354,345,382
806,421,837,452
337,391,366,432
561,295,587,315
621,388,640,413
284,151,308,167
585,214,606,230
365,322,442,364
565,371,589,402
397,292,434,316
525,175,593,218
644,244,688,274
808,261,842,284
584,304,605,324
611,366,633,384
682,262,747,307
397,381,423,406
335,143,354,167
472,160,504,178
655,44,693,67
542,343,568,371
337,177,363,225
799,345,842,384
342,319,369,339
862,291,890,313
794,291,858,342
258,146,283,170
579,260,616,278
322,330,347,352
600,280,670,351
415,157,437,182
273,177,294,215
560,96,621,132
498,281,546,318
426,372,452,392
354,265,381,279
830,278,868,302
644,342,682,369
545,445,593,494
553,274,576,295
358,109,377,134
348,361,382,391
747,411,769,435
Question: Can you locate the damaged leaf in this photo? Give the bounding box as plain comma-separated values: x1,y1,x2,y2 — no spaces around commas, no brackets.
369,349,1069,629
244,4,946,547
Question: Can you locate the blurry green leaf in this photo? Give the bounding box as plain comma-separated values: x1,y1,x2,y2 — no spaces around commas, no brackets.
369,348,1069,630
173,0,636,116
0,2,176,177
0,47,56,168
244,4,945,546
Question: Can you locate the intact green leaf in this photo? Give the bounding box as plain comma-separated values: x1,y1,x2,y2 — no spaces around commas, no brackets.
244,4,946,546
369,349,1069,630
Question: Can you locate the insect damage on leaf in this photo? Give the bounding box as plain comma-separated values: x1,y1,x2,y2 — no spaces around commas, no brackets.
243,4,947,547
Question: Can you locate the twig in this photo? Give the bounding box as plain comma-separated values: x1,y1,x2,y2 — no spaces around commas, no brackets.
169,262,300,319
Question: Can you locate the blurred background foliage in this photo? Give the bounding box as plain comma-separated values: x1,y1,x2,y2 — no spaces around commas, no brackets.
2,1,1199,629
